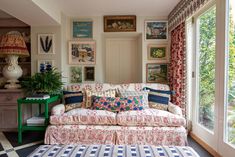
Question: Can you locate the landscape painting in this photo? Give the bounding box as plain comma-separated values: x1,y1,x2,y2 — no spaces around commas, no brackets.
68,41,96,65
145,21,168,40
146,63,168,83
72,21,93,38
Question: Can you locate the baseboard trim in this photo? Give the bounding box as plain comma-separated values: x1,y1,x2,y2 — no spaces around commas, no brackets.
189,132,222,157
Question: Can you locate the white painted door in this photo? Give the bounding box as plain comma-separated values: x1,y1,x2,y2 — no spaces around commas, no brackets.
105,38,140,84
191,3,218,151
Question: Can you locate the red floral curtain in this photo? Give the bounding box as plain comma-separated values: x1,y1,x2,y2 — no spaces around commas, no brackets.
169,22,186,116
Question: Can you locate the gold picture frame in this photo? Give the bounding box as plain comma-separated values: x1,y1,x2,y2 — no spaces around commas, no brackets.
104,15,136,32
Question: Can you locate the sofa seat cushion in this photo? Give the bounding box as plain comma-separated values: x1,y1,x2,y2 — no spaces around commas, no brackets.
50,108,116,125
117,108,186,127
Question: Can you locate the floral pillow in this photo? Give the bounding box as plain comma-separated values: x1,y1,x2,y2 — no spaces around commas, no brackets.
93,96,144,112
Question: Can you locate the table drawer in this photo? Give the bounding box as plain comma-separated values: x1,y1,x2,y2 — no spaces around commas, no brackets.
0,92,22,104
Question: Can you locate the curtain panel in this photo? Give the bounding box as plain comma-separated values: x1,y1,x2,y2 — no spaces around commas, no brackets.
168,0,210,31
169,22,186,117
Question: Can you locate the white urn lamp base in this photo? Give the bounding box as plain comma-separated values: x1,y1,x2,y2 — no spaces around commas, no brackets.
2,55,23,89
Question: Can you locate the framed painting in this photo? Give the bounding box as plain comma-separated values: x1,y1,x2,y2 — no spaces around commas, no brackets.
38,34,55,54
72,20,93,38
148,44,168,62
104,15,136,32
37,60,54,72
70,66,82,83
84,66,95,81
146,63,168,83
145,21,168,40
68,41,96,65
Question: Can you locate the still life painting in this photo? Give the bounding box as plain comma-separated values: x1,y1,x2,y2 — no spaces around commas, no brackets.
148,44,168,62
70,66,82,83
72,20,93,38
38,34,54,54
68,41,96,65
145,21,168,40
38,60,54,72
146,63,168,83
104,15,136,32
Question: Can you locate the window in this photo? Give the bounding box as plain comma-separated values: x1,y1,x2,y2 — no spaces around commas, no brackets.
197,7,216,130
226,0,235,146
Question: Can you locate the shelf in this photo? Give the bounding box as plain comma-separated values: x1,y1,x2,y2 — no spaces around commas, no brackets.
22,125,47,131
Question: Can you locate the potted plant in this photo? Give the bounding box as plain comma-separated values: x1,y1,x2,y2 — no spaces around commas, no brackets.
21,65,63,96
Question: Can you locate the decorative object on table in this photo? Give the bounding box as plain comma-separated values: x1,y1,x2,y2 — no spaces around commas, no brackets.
21,67,63,95
26,94,50,100
70,66,82,83
72,20,93,38
147,44,168,62
145,20,168,40
146,63,168,83
68,41,96,64
84,66,95,81
0,31,29,89
38,34,54,54
104,15,136,32
37,60,54,72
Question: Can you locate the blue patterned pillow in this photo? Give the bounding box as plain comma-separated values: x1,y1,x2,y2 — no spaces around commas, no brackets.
143,87,173,110
63,91,84,111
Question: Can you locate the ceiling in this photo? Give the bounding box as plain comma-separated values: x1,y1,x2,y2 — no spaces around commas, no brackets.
0,0,180,26
41,0,180,17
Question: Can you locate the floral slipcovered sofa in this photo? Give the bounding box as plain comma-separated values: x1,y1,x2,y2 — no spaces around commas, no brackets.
45,83,187,146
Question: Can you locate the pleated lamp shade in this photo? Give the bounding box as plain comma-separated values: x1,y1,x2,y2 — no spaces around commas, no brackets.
0,32,29,57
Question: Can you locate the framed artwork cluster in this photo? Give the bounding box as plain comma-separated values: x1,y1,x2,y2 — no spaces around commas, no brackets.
70,66,95,83
37,33,55,72
69,19,96,83
145,20,169,84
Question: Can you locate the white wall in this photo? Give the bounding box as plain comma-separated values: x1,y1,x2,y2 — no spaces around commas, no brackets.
31,15,168,84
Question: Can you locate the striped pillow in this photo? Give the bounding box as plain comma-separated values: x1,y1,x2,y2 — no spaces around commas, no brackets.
63,91,84,111
143,87,173,111
119,90,149,108
85,89,116,108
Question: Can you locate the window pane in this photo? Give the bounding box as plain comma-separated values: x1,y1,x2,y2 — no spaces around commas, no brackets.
226,0,235,146
198,7,216,130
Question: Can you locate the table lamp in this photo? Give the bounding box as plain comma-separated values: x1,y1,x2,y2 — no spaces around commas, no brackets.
0,31,29,89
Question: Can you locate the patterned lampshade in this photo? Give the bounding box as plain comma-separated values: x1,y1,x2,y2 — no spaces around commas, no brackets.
0,33,29,57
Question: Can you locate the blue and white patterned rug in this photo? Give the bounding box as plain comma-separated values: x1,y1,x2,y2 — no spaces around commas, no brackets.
28,144,200,157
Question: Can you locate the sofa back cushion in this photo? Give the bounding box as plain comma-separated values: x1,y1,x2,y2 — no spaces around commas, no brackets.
93,96,144,112
63,91,84,111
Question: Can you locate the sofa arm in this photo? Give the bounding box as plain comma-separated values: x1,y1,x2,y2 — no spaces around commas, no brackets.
168,102,183,116
51,104,65,116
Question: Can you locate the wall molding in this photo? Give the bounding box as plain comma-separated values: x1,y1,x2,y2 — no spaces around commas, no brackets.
189,132,222,157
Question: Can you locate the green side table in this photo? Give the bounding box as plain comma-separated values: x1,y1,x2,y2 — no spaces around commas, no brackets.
17,95,61,144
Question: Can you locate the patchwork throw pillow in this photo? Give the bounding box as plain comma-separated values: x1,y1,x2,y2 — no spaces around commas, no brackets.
63,91,84,111
143,87,173,111
93,96,144,112
85,89,116,108
119,90,149,108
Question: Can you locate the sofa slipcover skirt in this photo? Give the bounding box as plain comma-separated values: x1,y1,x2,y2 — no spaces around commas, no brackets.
45,125,187,146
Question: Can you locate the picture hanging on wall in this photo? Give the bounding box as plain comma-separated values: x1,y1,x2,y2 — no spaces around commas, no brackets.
104,15,136,32
38,34,55,54
68,41,96,65
145,21,168,40
70,66,82,83
147,44,168,62
146,63,168,83
72,20,93,39
37,60,54,72
84,66,95,81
